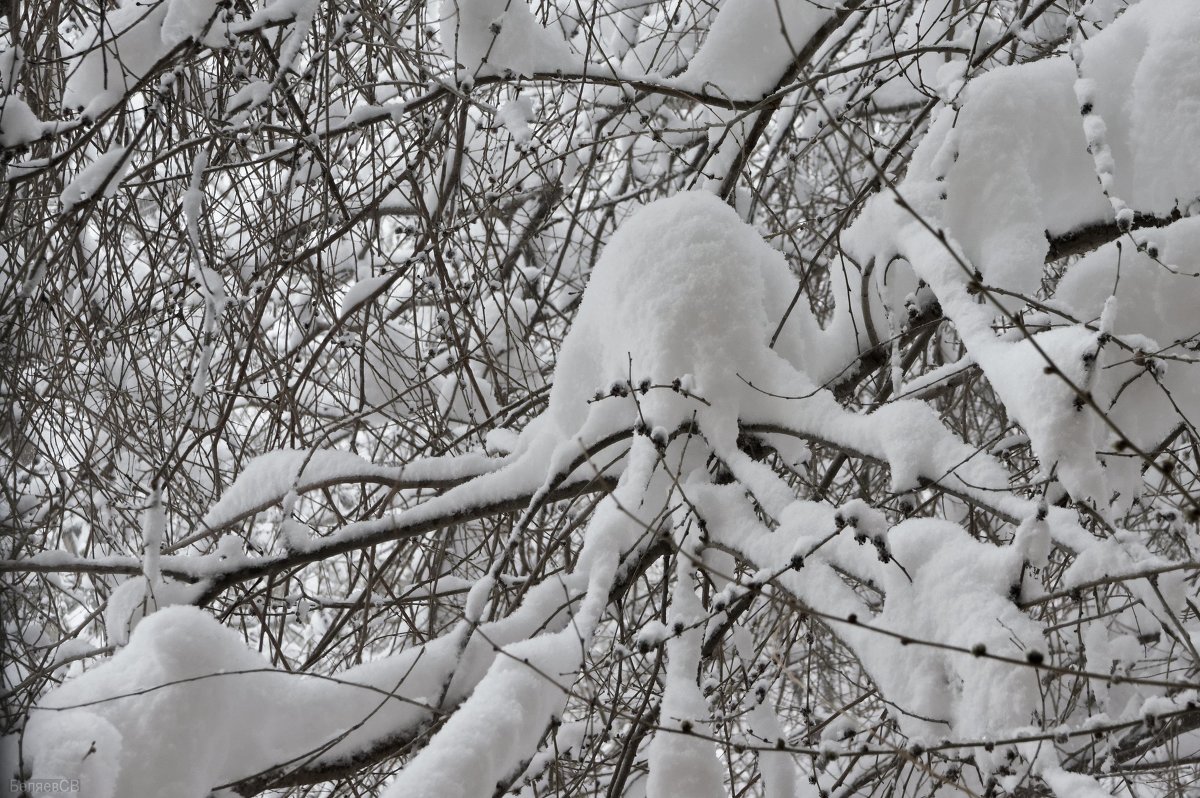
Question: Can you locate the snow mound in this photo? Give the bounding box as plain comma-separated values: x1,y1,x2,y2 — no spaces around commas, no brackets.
896,0,1200,298
543,190,818,443
25,607,276,798
23,606,463,797
0,96,45,149
381,633,581,798
1053,217,1200,508
844,518,1041,742
63,0,226,117
844,0,1200,505
440,0,580,79
59,148,131,212
673,0,834,99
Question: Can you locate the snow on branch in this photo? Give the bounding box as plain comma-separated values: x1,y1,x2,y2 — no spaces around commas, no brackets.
8,1,1200,797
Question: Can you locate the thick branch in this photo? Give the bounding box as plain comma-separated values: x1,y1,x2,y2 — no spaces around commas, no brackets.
1045,209,1183,261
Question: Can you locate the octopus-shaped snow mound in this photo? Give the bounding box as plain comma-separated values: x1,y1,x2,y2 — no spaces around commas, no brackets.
545,191,807,437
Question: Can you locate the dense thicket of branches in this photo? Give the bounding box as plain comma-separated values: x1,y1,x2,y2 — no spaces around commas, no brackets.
3,0,1200,796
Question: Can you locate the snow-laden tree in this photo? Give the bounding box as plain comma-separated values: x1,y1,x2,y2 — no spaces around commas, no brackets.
4,0,1200,796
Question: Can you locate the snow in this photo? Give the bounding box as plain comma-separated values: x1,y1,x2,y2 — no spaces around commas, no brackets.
339,273,393,317
665,0,841,190
381,429,697,795
24,589,592,797
63,1,168,116
635,619,669,651
225,79,273,121
436,366,500,424
673,0,835,99
62,0,227,117
439,0,582,78
355,323,432,420
20,4,1200,789
897,354,975,399
1053,217,1200,504
887,221,1113,504
22,550,141,572
29,422,682,793
975,325,1105,500
160,0,224,48
841,0,1200,506
0,96,45,148
52,638,94,667
485,426,520,455
697,481,1044,743
380,632,580,798
231,0,318,36
855,0,1200,301
59,148,131,212
842,517,1042,741
496,95,535,148
0,45,22,91
540,191,823,452
747,698,796,798
103,575,207,646
24,711,121,798
200,447,500,531
1041,767,1112,798
1122,6,1200,215
35,433,670,795
647,563,724,798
